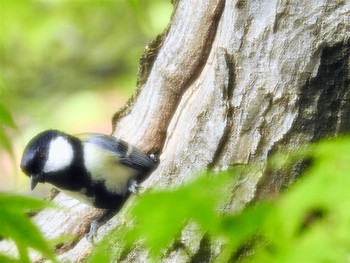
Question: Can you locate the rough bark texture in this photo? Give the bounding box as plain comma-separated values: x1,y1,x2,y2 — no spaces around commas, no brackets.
1,0,349,262
113,0,225,153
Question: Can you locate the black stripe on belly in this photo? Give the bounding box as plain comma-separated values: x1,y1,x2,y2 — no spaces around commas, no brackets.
89,181,130,210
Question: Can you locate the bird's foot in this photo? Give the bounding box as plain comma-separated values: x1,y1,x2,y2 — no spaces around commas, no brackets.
86,219,100,243
128,179,142,195
86,209,117,243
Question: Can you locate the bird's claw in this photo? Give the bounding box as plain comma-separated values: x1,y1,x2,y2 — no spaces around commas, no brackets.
86,220,100,243
128,179,141,195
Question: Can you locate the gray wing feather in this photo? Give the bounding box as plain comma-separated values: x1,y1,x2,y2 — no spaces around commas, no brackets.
83,134,156,171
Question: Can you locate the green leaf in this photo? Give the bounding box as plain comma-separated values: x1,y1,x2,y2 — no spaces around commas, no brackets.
221,203,272,244
0,128,13,154
258,137,350,263
91,137,350,262
0,193,57,262
0,104,16,129
89,230,126,263
0,211,54,260
127,173,232,258
0,192,53,212
0,254,19,263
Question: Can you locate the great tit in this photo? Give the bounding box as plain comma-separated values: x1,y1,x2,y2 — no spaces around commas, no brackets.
20,129,157,239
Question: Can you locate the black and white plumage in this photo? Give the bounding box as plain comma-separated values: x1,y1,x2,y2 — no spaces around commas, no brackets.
21,129,156,211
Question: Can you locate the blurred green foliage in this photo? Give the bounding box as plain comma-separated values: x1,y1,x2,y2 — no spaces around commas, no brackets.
0,103,17,157
0,192,56,262
0,0,172,113
89,137,350,262
0,0,172,191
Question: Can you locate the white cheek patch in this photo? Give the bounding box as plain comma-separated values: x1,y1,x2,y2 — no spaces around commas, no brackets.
43,136,74,173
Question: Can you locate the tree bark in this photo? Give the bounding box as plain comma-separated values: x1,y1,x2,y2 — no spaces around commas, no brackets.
2,0,349,262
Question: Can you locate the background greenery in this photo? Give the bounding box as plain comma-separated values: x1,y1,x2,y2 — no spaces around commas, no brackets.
1,136,348,262
0,0,172,193
1,1,349,262
89,137,350,262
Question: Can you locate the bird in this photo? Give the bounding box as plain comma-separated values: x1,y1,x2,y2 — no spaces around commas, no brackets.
20,129,157,240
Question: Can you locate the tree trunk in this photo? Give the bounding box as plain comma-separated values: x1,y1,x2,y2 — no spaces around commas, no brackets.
2,0,349,262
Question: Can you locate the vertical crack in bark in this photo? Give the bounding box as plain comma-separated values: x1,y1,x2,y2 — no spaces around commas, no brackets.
180,1,226,92
160,0,226,133
158,0,226,153
209,50,236,168
112,0,226,154
250,93,274,160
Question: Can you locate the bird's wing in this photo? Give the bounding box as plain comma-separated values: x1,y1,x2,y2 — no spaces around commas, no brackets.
79,133,156,172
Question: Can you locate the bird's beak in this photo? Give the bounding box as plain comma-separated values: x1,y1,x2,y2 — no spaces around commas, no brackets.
30,176,39,190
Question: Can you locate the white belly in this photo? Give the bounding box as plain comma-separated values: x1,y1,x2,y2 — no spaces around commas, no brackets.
60,188,95,206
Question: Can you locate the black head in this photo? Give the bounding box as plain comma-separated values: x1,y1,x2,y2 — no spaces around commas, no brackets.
21,130,76,190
